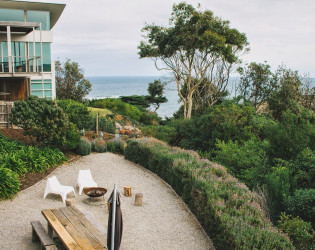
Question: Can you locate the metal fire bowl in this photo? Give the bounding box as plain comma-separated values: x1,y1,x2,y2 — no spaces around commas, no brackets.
84,187,107,198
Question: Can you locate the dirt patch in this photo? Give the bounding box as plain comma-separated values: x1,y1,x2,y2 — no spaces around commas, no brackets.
0,128,37,145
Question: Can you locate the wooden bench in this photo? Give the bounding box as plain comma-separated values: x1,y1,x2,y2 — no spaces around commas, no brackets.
31,220,57,250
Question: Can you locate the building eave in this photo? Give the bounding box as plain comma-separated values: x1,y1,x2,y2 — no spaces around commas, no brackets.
0,0,66,29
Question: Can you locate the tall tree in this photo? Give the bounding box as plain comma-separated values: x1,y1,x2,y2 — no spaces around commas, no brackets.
268,66,304,120
147,80,168,112
237,62,273,110
56,59,92,102
138,2,248,119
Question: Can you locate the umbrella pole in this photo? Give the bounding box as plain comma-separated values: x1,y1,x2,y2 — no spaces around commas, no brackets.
111,183,117,250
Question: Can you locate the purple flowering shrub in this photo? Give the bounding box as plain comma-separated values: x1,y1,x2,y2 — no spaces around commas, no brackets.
125,137,293,249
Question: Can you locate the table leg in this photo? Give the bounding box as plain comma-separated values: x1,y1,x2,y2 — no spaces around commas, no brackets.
47,223,53,239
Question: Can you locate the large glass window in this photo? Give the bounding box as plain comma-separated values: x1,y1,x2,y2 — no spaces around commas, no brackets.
27,10,50,30
0,9,24,22
28,42,51,72
12,42,26,72
31,79,52,98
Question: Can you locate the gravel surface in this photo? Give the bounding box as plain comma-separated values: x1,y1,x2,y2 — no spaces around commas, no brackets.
0,152,214,250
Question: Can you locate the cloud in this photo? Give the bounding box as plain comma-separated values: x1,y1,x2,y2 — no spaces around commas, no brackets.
41,0,315,76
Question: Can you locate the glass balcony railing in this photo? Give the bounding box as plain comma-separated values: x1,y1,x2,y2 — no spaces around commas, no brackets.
0,56,42,73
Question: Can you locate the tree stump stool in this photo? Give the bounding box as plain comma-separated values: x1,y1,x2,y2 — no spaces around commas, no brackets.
135,193,143,206
124,186,132,197
66,198,75,207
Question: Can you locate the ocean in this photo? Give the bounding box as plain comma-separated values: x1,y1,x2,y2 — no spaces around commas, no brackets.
86,76,314,118
86,76,180,118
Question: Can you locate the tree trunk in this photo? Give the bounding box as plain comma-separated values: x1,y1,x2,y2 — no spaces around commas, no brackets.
186,92,194,119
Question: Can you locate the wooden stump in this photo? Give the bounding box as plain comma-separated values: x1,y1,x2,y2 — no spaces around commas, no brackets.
66,198,75,207
135,193,143,206
124,186,132,197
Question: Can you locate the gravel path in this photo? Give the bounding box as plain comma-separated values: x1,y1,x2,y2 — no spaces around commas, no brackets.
0,153,214,250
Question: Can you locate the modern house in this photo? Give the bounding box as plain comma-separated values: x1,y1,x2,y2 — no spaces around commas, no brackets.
0,0,65,101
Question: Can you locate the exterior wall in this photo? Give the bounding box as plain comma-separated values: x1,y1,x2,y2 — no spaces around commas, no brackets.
0,3,62,100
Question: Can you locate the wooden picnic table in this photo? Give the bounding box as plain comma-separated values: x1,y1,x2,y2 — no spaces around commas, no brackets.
42,206,107,250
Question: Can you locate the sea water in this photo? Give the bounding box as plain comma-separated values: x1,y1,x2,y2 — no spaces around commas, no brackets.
87,76,314,118
86,76,180,118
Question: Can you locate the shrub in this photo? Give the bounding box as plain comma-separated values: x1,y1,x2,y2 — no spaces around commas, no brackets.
266,109,314,160
125,138,293,249
141,125,176,144
64,123,81,150
284,189,315,227
92,138,107,153
107,139,125,154
214,138,269,188
58,99,92,130
0,167,20,200
278,213,314,249
11,96,80,149
91,116,116,134
76,137,91,156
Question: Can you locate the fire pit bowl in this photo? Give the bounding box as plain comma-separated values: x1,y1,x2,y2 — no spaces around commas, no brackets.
84,187,107,198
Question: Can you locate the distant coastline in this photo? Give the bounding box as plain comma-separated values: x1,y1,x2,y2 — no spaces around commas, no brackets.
86,76,314,118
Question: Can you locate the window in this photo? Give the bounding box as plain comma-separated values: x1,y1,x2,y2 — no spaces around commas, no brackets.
0,9,24,22
31,79,52,98
27,10,50,30
28,42,51,72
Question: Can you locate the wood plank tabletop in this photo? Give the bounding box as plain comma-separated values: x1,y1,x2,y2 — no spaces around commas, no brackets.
42,207,107,250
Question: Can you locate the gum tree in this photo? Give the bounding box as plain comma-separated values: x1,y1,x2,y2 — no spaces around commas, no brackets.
56,59,92,102
138,2,248,119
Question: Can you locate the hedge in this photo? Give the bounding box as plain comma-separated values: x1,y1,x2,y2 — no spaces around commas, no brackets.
124,138,293,249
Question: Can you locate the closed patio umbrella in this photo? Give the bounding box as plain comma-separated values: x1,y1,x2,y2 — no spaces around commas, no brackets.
107,184,123,250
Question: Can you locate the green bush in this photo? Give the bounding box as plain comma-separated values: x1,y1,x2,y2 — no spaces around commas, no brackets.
292,148,315,189
92,138,107,153
125,138,293,249
284,189,315,227
169,101,263,151
214,139,269,188
57,99,92,130
266,109,314,160
0,167,20,200
76,137,91,156
278,213,314,249
11,96,80,149
91,116,116,134
141,125,176,144
107,139,125,154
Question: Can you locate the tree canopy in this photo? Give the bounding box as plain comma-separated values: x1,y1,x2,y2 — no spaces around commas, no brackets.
56,59,92,102
147,80,168,112
138,2,248,119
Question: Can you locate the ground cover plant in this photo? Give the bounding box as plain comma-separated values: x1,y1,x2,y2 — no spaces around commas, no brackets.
0,133,67,200
125,138,293,249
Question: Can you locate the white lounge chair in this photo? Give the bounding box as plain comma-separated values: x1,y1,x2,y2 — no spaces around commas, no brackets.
77,169,98,195
43,176,75,203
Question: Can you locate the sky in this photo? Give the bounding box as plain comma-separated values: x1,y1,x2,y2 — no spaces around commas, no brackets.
35,0,315,77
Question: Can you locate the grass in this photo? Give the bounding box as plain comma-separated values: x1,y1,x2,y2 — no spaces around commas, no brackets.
88,107,112,117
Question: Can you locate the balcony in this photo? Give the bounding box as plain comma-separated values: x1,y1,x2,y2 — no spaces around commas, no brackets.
0,55,42,74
